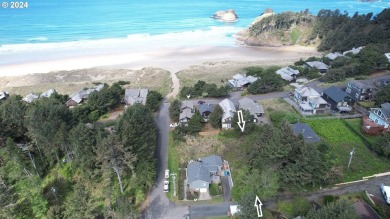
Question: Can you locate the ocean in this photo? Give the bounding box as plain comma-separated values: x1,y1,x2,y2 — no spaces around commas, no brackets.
0,0,389,58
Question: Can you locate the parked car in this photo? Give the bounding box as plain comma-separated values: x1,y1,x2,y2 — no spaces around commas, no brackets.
165,169,170,178
163,180,169,192
380,184,390,204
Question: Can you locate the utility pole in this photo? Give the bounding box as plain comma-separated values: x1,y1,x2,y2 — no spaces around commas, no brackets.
347,148,355,170
170,173,177,196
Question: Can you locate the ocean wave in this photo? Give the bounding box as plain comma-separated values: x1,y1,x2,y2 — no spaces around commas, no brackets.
27,37,48,41
0,26,243,54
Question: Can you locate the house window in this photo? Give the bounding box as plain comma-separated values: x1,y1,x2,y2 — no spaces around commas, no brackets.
375,119,378,124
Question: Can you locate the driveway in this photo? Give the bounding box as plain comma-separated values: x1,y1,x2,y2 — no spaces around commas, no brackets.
221,176,231,201
142,102,188,219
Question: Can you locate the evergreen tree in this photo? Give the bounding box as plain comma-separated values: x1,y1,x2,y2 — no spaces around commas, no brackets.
187,111,203,134
146,90,163,112
169,99,181,122
0,95,28,140
374,85,390,105
209,105,223,129
306,200,358,219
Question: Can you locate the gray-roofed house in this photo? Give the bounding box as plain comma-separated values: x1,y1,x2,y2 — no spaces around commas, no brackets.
40,89,56,98
305,61,329,73
362,103,390,134
227,74,259,90
219,98,236,129
345,80,374,102
66,90,90,107
179,100,195,126
321,86,353,112
66,84,105,107
275,67,300,81
187,155,223,193
325,52,343,60
0,91,9,100
124,88,149,105
291,123,321,143
197,102,216,122
294,86,330,115
238,97,264,123
23,93,40,103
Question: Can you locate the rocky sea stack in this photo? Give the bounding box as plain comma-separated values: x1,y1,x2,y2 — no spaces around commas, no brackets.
212,9,238,22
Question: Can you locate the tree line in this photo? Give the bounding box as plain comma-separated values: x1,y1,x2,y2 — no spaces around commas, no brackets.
0,83,162,218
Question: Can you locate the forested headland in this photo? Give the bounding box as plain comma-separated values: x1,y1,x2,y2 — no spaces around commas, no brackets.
238,8,390,52
0,83,161,218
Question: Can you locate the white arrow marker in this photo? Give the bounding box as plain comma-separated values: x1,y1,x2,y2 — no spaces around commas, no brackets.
237,110,246,132
254,196,263,217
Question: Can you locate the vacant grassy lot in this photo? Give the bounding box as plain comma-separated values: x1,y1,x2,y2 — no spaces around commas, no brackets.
0,67,172,96
259,98,301,124
304,119,390,181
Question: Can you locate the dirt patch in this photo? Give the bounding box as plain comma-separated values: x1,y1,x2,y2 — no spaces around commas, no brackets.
0,67,171,96
259,98,296,113
176,135,226,166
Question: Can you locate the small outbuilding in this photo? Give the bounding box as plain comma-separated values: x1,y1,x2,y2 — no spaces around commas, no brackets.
290,123,321,143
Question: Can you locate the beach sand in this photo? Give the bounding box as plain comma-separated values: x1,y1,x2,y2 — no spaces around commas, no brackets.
0,45,321,76
0,45,322,96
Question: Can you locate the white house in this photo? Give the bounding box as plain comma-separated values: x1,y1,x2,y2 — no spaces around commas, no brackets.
294,87,330,115
219,98,236,129
343,46,364,56
325,52,343,60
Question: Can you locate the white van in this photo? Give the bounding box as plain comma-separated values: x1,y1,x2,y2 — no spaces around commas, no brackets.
380,184,390,204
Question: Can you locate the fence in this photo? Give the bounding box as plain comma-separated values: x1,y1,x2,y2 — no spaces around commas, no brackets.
198,130,220,136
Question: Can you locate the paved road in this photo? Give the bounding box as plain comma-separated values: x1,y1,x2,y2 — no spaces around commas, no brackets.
142,103,188,219
189,202,232,219
263,175,390,209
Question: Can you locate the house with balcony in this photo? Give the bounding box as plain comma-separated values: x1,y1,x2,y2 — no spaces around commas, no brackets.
345,80,374,102
321,86,353,112
219,98,236,129
362,103,390,135
294,86,330,115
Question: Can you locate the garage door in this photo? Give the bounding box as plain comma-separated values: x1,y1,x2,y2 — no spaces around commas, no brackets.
200,188,207,193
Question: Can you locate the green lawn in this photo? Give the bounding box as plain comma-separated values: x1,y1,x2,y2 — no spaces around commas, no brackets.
304,119,390,181
167,133,180,200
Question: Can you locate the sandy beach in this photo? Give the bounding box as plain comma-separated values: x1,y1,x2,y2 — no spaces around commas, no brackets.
0,45,321,77
0,45,322,97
